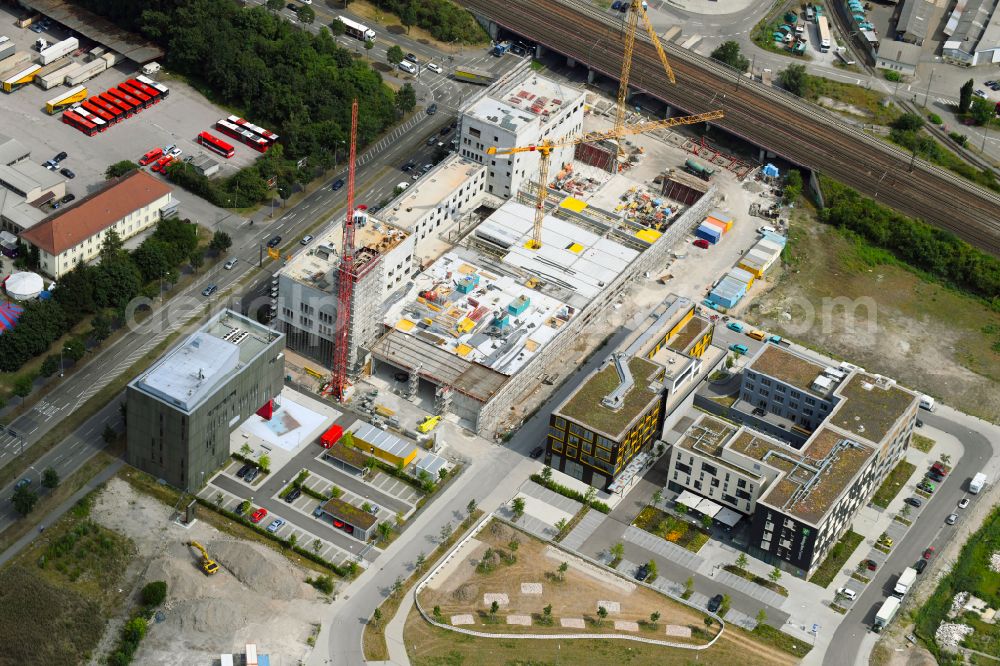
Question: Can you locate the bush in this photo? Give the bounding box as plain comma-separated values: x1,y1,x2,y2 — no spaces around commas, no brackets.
307,574,335,594
883,70,901,82
928,113,943,125
140,581,167,608
529,474,610,513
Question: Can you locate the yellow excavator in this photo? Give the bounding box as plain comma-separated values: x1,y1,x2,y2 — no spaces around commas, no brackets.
187,540,219,575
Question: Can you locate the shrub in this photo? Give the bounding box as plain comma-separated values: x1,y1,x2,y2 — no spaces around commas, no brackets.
140,581,167,608
928,113,943,125
883,70,901,82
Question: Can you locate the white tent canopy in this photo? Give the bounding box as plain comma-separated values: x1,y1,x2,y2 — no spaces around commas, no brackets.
676,490,702,510
695,497,723,518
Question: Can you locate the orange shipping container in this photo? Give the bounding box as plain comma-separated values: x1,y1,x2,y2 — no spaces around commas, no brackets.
703,219,728,235
705,212,734,232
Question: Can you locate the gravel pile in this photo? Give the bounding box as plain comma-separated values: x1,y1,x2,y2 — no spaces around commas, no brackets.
948,591,970,618
209,541,303,601
990,550,1000,573
935,622,973,649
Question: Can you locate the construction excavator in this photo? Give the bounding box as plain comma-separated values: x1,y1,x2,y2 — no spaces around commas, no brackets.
187,540,220,575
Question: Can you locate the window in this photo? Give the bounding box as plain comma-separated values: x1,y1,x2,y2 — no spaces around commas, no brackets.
775,384,785,393
702,463,718,476
675,462,692,475
736,489,752,500
469,128,481,138
737,478,746,488
549,426,565,440
553,417,566,430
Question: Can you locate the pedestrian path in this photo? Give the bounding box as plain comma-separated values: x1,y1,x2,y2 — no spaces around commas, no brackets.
561,509,604,550
623,525,704,570
715,570,785,608
520,481,584,516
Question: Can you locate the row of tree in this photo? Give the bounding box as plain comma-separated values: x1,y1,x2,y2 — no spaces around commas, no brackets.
819,178,1000,307
363,0,487,43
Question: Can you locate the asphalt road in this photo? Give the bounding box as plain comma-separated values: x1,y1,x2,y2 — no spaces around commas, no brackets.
823,411,994,666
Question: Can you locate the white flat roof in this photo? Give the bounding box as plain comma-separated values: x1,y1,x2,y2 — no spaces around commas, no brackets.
136,332,240,411
383,156,484,233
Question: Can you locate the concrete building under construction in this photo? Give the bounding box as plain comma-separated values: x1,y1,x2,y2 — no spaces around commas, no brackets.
275,211,414,375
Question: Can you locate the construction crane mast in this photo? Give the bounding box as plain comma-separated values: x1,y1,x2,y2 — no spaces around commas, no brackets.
615,0,676,138
486,110,723,250
329,100,360,402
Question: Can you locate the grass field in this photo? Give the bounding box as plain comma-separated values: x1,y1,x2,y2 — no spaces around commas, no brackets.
0,490,134,664
871,462,917,509
911,434,936,453
744,211,1000,423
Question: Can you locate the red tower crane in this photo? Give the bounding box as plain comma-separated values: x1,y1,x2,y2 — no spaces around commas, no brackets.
329,100,360,402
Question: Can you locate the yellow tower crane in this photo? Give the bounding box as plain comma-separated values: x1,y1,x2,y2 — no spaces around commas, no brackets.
486,110,724,250
187,540,220,575
615,0,678,140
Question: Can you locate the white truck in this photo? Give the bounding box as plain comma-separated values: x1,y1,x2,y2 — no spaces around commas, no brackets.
873,596,900,632
893,567,916,597
970,472,987,494
39,37,78,65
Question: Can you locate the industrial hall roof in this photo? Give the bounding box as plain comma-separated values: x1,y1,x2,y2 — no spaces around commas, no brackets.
19,0,164,63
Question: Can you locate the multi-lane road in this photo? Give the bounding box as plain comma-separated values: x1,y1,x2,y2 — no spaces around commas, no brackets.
456,0,1000,255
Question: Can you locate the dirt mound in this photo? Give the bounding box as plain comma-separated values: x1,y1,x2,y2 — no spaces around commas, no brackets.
144,555,209,600
168,598,250,635
209,541,304,601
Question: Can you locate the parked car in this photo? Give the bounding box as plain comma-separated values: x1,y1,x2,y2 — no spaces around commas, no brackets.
529,446,544,459
285,487,302,503
224,258,238,270
707,594,724,613
958,498,970,509
946,513,958,525
236,463,253,478
332,179,345,191
837,587,857,601
914,559,927,573
234,502,247,516
401,161,415,171
344,524,354,534
611,1,623,9
244,467,260,483
927,470,944,483
267,518,286,533
367,503,380,516
405,53,419,63
14,478,31,491
267,235,282,248
931,462,948,476
54,151,67,163
333,519,345,528
313,505,324,518
726,321,744,333
693,238,710,249
923,547,935,560
167,146,182,158
634,563,650,581
974,89,988,99
729,343,749,355
250,508,268,523
201,284,218,297
864,559,878,571
300,234,314,245
426,62,442,74
60,194,75,204
60,168,75,179
904,496,923,507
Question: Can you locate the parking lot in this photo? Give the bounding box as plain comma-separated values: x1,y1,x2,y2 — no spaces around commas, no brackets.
0,4,260,201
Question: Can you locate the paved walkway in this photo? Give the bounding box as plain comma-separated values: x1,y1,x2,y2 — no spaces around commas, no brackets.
561,509,604,550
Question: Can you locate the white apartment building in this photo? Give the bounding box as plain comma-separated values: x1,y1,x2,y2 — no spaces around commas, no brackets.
458,72,585,198
20,169,172,278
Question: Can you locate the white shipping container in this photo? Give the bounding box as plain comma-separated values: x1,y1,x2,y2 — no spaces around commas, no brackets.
36,62,77,89
65,58,105,86
101,51,118,67
39,37,79,65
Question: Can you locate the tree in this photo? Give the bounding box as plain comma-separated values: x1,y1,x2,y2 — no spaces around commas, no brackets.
784,169,803,204
558,561,569,581
312,538,322,554
377,521,392,543
646,559,658,581
675,502,688,514
65,337,86,362
901,503,912,518
510,497,526,522
11,485,38,515
596,605,608,624
258,454,271,472
892,112,925,132
720,594,731,616
701,514,713,530
490,600,500,618
439,521,452,541
684,576,694,597
99,229,125,263
189,249,204,272
141,581,167,607
102,423,117,444
372,607,382,626
387,45,405,65
735,552,749,571
40,355,60,378
330,18,346,36
651,489,662,507
650,610,661,624
210,231,232,254
704,616,714,628
362,501,373,513
401,4,417,33
391,576,403,596
970,97,995,125
433,605,442,619
710,41,750,72
12,373,33,403
768,566,782,583
240,442,252,457
756,608,768,625
778,64,809,97
959,78,974,113
583,487,597,504
330,485,343,499
297,5,315,24
466,498,477,519
105,160,139,179
395,511,405,527
940,454,951,465
239,500,251,515
540,465,553,483
543,603,553,623
265,0,283,10
609,542,624,563
396,83,416,114
364,39,374,60
42,467,60,489
415,552,426,570
554,518,568,537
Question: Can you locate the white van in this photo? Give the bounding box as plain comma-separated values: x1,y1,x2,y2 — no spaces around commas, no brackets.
398,60,418,75
919,395,936,411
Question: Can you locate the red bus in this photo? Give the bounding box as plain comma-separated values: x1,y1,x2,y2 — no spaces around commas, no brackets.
101,92,134,117
62,110,98,136
198,131,235,158
107,87,142,111
215,119,269,152
126,78,161,103
81,99,115,125
91,96,123,122
136,74,169,97
73,106,108,132
227,114,278,144
118,82,151,108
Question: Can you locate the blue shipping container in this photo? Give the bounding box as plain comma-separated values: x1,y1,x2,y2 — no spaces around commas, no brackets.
696,224,721,244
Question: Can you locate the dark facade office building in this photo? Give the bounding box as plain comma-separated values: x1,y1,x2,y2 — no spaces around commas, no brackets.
126,309,285,490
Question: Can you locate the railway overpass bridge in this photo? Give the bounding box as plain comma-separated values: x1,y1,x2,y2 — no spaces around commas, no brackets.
457,0,1000,256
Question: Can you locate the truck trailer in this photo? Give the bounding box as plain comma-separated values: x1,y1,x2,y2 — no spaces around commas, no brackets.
873,596,900,632
893,567,916,597
39,37,78,66
685,158,715,180
65,58,106,86
454,66,496,85
970,472,987,494
36,61,78,89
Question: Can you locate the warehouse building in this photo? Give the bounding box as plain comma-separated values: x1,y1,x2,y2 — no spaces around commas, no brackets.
668,344,920,577
895,0,934,44
126,310,285,490
942,0,1000,66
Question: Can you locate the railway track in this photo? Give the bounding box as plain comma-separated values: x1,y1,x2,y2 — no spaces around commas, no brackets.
457,0,1000,255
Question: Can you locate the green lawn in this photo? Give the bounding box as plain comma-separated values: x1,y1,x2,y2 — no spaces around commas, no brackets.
871,461,917,508
809,531,864,588
911,434,936,453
